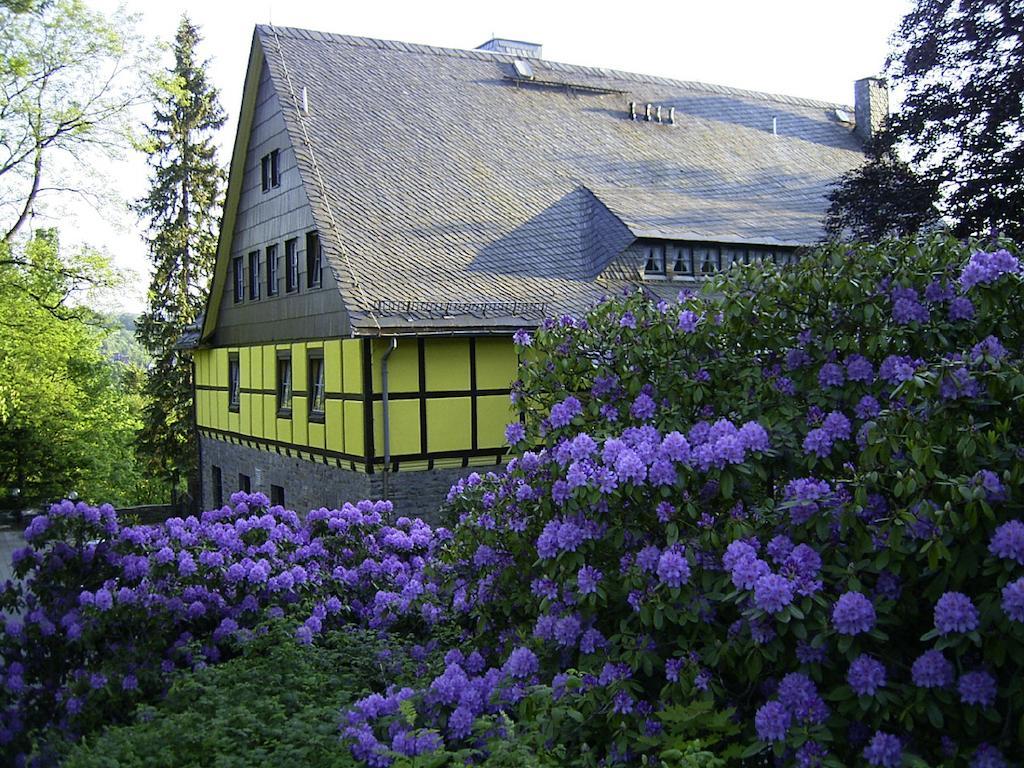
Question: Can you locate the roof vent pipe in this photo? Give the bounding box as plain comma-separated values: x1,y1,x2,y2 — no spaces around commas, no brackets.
772,116,777,136
656,105,663,123
301,86,309,115
669,107,675,125
629,101,637,120
645,103,652,121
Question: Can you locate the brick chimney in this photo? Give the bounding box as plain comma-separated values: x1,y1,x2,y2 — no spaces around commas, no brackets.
854,77,889,141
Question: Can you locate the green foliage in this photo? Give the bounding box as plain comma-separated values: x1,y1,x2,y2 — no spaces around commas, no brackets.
135,16,226,491
60,625,408,768
419,235,1024,765
829,0,1024,240
825,137,941,241
0,232,166,507
0,0,150,243
99,313,152,371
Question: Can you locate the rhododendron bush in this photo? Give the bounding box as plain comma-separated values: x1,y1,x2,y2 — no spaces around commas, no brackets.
0,497,447,764
3,236,1024,767
346,237,1024,766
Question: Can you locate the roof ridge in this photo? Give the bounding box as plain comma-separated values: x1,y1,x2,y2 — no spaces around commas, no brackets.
255,24,853,112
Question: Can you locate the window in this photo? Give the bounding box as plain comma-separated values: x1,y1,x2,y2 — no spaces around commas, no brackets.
239,473,251,493
266,244,279,296
308,352,325,422
248,251,261,300
211,465,223,508
228,354,240,412
270,484,285,507
695,246,720,274
276,352,293,415
642,244,665,276
260,149,280,192
285,238,299,293
671,246,694,277
306,231,322,288
232,256,244,302
721,247,744,270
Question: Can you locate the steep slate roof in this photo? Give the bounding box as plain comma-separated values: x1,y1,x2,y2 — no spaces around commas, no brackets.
249,25,866,335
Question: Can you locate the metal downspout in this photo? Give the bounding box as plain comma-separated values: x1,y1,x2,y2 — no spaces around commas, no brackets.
380,337,399,501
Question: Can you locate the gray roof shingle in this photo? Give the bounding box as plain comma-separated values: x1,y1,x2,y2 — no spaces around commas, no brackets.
256,25,864,333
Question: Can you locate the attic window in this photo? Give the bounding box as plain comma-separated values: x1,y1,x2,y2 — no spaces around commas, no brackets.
261,149,280,192
695,246,720,274
306,231,322,288
671,246,693,277
248,250,261,300
642,244,665,276
285,238,299,293
641,241,800,282
232,256,244,303
513,59,534,79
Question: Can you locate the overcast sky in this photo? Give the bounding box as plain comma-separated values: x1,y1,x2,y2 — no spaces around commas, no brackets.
80,0,912,313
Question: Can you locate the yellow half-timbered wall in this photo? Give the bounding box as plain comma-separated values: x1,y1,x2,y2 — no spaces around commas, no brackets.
194,336,518,472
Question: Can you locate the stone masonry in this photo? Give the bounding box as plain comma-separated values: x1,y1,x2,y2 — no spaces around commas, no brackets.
199,435,491,525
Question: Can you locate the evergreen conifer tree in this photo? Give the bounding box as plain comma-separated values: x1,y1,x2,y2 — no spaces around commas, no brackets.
135,17,225,499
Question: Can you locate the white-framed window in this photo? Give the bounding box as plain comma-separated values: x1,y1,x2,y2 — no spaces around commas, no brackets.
643,244,666,276
308,352,325,422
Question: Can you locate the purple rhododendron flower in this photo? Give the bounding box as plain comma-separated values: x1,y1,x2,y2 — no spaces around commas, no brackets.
960,248,1021,290
803,429,833,458
754,701,790,742
577,565,603,596
911,650,953,688
948,296,975,321
855,395,881,419
503,647,538,679
989,520,1024,564
822,411,851,441
738,421,770,452
1001,577,1024,623
818,362,845,388
832,592,875,635
934,591,979,635
630,393,656,420
505,422,526,446
958,670,997,707
512,328,532,346
549,396,582,429
848,655,886,696
973,470,1007,501
777,673,827,723
971,744,1007,768
879,355,917,384
845,354,874,383
972,335,1008,362
784,478,831,524
656,549,691,588
677,310,699,332
753,574,794,614
731,556,771,590
864,732,902,767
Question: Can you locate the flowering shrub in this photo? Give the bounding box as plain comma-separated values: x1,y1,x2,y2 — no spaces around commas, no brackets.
0,495,447,763
344,238,1024,766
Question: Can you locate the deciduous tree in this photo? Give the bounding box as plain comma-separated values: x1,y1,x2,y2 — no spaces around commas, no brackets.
826,0,1024,240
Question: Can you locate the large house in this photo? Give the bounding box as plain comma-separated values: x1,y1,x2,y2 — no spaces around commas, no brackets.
189,26,881,517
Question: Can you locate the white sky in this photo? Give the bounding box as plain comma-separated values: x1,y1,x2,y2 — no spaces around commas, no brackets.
78,0,911,313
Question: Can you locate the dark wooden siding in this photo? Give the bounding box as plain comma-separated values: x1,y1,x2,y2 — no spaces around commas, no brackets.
213,62,350,346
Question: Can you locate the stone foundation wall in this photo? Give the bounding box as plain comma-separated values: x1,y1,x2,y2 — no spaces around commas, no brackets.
199,436,485,525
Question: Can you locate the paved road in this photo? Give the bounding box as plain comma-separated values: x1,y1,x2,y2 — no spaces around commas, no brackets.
0,526,24,585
